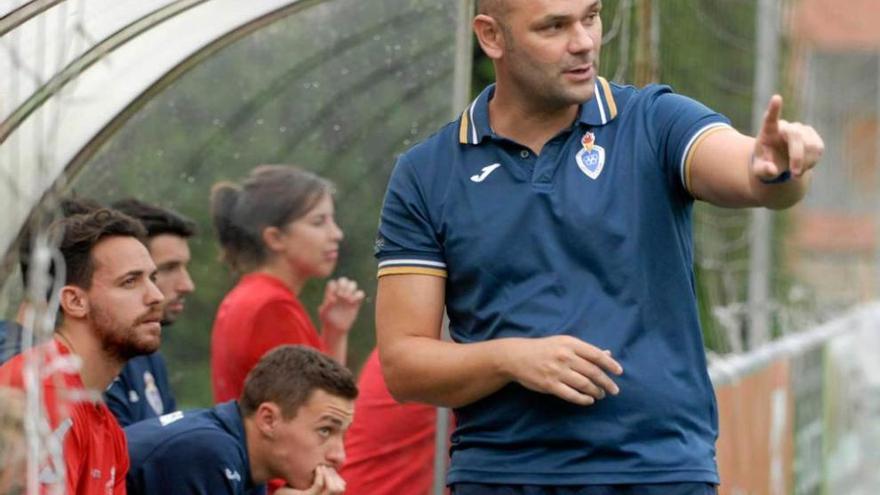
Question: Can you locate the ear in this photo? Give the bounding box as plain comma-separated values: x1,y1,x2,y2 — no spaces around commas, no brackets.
261,226,285,253
473,14,505,60
254,402,283,439
59,286,88,319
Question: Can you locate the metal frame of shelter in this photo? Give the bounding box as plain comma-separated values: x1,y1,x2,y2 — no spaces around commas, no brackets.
0,0,473,272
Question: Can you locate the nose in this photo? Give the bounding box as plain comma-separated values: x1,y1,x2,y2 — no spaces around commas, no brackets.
330,219,344,242
146,279,165,306
178,268,195,294
569,22,595,53
325,440,346,468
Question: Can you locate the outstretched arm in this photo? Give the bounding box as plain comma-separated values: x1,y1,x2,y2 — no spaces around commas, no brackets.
376,274,623,409
689,95,824,209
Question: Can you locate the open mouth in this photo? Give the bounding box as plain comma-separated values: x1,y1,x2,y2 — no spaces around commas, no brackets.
565,64,594,79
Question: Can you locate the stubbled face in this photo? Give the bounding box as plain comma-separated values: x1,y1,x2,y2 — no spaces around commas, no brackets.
85,237,164,361
148,234,195,325
276,193,344,280
269,389,354,489
497,0,603,109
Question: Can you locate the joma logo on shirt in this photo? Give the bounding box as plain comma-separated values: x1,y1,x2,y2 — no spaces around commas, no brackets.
470,163,501,182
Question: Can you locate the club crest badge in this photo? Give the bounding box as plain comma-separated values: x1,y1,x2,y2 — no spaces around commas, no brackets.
575,131,605,180
144,371,164,416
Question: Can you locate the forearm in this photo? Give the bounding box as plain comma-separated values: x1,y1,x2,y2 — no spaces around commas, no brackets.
322,329,348,365
380,334,517,408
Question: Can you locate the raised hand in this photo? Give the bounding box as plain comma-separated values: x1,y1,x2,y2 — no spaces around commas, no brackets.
318,277,365,336
752,94,824,181
502,335,624,406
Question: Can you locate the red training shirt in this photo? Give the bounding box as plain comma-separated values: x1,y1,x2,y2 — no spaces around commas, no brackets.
211,273,326,403
341,349,446,495
0,339,128,495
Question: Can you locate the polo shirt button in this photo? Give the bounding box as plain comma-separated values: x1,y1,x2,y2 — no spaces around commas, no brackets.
520,150,530,158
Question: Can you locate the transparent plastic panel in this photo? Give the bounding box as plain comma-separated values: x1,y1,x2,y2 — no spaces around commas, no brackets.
60,0,459,406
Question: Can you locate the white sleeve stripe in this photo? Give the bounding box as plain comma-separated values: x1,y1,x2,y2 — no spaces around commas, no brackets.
378,259,446,268
594,82,608,125
678,122,732,189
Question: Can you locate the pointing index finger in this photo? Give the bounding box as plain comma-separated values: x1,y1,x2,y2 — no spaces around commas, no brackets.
760,94,783,138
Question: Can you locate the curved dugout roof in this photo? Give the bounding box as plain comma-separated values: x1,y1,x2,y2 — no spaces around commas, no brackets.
0,0,468,262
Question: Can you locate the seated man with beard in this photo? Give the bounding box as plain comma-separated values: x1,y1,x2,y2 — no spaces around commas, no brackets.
105,199,197,426
0,208,164,494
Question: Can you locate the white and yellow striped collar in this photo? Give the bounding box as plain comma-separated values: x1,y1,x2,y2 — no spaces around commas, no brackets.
458,78,620,145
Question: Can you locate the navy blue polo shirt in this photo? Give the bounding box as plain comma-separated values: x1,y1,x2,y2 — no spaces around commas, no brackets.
376,78,731,485
125,401,264,495
105,351,177,427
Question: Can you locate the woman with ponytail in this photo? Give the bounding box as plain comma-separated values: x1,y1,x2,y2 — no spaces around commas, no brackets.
209,165,364,403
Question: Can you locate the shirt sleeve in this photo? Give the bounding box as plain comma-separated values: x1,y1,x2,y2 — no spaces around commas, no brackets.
375,154,447,278
245,299,323,371
646,88,732,197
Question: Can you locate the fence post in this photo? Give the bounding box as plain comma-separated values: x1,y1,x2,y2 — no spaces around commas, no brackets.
747,0,781,348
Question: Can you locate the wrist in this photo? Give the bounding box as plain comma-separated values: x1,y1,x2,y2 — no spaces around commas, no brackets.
760,169,792,184
492,338,518,381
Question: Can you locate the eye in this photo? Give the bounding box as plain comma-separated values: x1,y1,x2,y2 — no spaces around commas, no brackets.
122,277,137,288
542,21,564,32
317,427,332,438
310,214,327,227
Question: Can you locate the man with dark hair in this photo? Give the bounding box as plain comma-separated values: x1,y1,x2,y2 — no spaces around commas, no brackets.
0,208,164,494
105,198,197,426
125,345,357,495
0,196,103,365
375,0,823,493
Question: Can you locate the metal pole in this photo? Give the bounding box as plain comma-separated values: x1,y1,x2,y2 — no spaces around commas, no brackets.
434,2,473,494
747,0,780,348
634,0,656,86
875,53,880,301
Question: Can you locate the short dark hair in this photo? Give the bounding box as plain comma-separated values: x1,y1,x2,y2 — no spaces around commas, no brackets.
19,197,103,288
111,199,196,239
211,165,334,274
53,209,147,289
239,345,357,419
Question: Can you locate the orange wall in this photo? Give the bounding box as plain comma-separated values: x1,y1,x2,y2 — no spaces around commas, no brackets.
715,360,795,495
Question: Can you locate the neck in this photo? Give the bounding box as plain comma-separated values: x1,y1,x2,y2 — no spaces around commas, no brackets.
56,321,124,392
256,259,305,295
489,80,580,155
244,417,270,484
